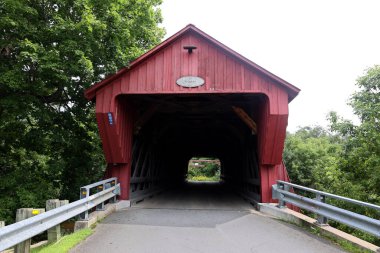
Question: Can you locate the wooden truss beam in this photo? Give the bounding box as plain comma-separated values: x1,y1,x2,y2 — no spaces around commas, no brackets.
232,106,257,134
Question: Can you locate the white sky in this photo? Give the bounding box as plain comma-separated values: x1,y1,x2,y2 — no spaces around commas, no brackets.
160,0,380,132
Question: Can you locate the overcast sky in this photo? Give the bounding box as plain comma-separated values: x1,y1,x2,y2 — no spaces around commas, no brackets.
160,0,380,132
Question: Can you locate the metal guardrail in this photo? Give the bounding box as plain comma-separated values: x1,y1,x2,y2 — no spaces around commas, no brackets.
79,177,118,220
272,180,380,237
0,178,120,251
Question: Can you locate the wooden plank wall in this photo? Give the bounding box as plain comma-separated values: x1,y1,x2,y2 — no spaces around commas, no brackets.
94,31,291,202
96,32,289,165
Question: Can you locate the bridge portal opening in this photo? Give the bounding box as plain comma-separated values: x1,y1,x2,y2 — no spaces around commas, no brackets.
86,25,299,204
126,94,262,203
187,157,221,182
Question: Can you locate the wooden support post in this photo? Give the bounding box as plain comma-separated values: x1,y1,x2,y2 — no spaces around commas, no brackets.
119,163,131,200
107,163,131,200
46,200,69,243
15,208,45,253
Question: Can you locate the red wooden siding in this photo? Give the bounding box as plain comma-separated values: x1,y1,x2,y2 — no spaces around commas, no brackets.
100,33,290,98
86,24,300,202
95,31,290,164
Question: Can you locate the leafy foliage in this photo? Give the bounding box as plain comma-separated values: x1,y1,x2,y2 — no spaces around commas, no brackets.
284,65,380,245
284,126,342,190
187,159,221,182
0,0,164,224
328,65,380,205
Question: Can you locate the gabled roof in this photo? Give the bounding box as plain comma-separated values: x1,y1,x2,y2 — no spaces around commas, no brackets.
85,24,300,100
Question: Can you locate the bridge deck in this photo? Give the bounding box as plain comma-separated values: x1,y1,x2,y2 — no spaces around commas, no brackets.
71,182,346,253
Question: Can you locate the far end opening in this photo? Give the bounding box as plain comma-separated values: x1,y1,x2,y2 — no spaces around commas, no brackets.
187,157,221,182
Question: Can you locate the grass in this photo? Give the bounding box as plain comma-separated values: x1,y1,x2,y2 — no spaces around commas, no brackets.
308,226,373,253
276,217,373,253
31,228,93,253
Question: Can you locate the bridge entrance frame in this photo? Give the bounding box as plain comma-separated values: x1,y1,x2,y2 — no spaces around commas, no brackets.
85,24,300,203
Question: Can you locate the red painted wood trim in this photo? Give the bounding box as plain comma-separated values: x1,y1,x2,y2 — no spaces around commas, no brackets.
85,24,300,101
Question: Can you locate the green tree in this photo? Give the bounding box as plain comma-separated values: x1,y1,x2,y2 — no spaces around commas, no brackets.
328,65,380,205
283,66,380,245
327,66,380,245
283,126,342,190
0,0,164,223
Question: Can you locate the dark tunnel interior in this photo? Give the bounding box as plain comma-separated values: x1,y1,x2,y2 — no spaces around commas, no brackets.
126,94,264,203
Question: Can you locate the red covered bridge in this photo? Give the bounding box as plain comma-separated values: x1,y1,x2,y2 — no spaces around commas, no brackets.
85,24,300,204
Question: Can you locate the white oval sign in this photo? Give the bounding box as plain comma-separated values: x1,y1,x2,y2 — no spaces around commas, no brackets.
176,76,205,88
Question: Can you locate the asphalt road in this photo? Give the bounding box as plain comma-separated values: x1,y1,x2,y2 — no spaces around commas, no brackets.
71,182,346,253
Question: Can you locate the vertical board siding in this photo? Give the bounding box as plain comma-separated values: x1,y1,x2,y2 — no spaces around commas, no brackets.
216,49,225,90
95,92,136,164
102,85,112,112
163,46,172,91
96,30,291,165
198,38,207,85
225,57,233,90
130,68,138,92
155,52,164,91
110,79,121,112
96,113,111,161
172,42,181,92
93,31,294,202
138,62,147,92
88,27,300,203
190,35,199,77
89,30,296,98
260,163,292,202
234,63,242,90
147,57,155,92
121,75,129,94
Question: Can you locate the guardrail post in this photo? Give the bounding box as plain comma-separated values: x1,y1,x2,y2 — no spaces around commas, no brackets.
96,183,105,211
315,193,328,225
109,179,117,203
46,199,69,243
14,208,45,253
79,187,89,220
0,221,4,228
277,182,286,208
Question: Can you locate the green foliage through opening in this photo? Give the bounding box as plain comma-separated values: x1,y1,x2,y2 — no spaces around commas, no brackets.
187,158,221,182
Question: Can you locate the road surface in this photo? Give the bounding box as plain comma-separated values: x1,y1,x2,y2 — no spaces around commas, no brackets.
71,182,346,253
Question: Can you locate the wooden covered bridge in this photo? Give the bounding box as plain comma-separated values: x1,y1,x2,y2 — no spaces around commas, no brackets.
84,24,300,204
3,25,380,253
